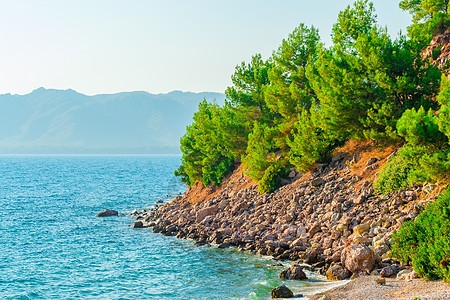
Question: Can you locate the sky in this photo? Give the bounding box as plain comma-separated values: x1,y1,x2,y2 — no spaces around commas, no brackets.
0,0,412,96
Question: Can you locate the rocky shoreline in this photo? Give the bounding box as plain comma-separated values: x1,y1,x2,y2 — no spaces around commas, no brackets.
132,143,444,297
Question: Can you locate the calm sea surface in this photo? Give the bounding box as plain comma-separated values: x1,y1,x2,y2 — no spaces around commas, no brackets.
0,156,341,299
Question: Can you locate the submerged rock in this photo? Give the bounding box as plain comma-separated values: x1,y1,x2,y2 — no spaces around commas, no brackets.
271,285,294,298
94,209,118,217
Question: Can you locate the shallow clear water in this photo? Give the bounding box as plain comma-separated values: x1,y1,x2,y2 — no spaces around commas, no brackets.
0,156,341,299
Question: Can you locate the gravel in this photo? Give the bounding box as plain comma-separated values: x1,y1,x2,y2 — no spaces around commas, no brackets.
308,276,450,300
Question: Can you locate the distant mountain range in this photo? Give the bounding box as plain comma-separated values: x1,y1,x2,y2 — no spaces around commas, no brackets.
0,88,225,154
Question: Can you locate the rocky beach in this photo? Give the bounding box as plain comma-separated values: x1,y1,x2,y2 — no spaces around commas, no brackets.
129,141,449,298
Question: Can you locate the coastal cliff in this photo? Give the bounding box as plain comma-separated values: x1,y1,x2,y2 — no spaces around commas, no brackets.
136,140,443,282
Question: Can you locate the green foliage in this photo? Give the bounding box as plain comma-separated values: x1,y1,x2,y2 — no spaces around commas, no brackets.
395,105,450,184
308,0,441,142
217,102,251,158
175,100,234,186
288,108,334,172
176,0,447,197
264,23,321,154
257,161,289,194
225,54,273,124
332,0,377,53
391,188,450,282
264,24,320,119
437,76,450,138
400,0,450,43
243,122,278,182
374,150,413,194
397,107,447,147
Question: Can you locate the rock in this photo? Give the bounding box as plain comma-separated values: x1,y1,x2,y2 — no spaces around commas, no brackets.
271,285,294,298
218,242,231,249
374,246,389,256
279,264,308,280
406,270,419,280
131,221,144,228
353,223,370,235
94,209,119,217
311,178,325,187
423,184,436,194
352,235,371,246
340,216,353,225
303,247,321,264
194,239,207,246
366,157,380,166
231,202,250,215
396,268,413,280
376,277,386,285
332,152,344,162
196,206,218,222
308,223,322,236
380,265,398,277
326,264,352,281
341,244,376,274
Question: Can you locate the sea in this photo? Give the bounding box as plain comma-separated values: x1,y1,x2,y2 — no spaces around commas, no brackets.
0,155,343,299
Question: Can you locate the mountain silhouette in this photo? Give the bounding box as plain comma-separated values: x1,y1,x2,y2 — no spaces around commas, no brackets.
0,88,225,154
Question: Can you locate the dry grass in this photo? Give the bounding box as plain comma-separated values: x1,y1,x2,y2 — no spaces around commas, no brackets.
334,139,400,184
181,139,401,205
182,164,257,205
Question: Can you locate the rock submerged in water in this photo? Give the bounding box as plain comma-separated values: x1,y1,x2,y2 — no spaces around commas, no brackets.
271,285,294,298
94,209,118,217
279,264,308,280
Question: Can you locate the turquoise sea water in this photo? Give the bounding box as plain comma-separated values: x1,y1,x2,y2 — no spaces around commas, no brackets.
0,156,341,299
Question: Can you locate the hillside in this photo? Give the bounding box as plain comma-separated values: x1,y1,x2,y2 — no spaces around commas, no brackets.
136,140,447,298
0,88,224,154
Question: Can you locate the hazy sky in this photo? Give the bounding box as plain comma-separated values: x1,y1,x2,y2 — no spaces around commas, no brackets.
0,0,412,95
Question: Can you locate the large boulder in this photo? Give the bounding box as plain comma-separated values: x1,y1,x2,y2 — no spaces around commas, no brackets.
271,285,294,298
341,244,376,274
279,264,308,280
94,209,118,217
326,263,352,281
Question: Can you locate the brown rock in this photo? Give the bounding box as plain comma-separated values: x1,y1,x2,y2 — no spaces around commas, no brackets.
341,244,376,274
311,178,325,187
366,157,380,166
353,223,370,235
326,264,352,281
271,285,294,298
196,206,218,222
131,221,144,228
380,265,399,278
374,246,389,256
279,264,308,280
94,209,118,217
308,223,322,237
